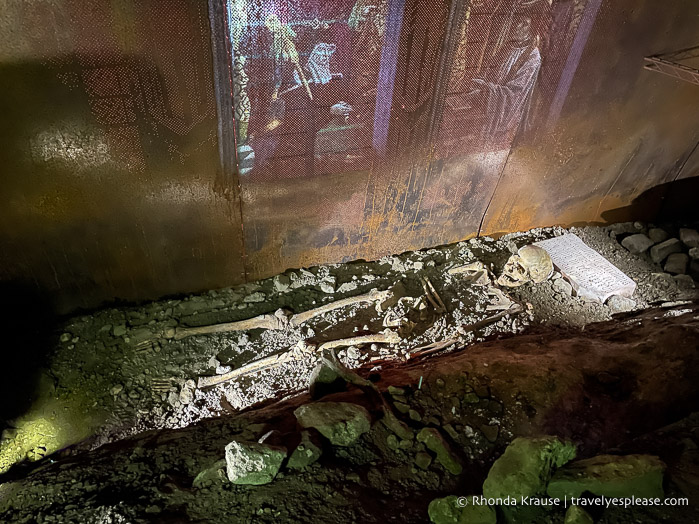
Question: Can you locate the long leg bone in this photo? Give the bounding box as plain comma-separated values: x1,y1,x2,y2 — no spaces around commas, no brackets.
173,288,393,341
196,329,400,388
317,330,401,351
289,288,393,326
174,311,288,340
197,340,316,388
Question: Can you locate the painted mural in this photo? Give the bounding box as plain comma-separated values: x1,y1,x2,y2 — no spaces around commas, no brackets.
228,0,391,178
228,0,598,277
227,0,584,176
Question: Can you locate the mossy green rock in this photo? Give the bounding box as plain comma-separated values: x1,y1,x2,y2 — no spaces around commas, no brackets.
224,440,287,485
192,459,227,488
564,505,594,524
287,431,322,469
483,436,576,499
294,402,371,446
417,427,463,475
428,496,496,524
547,454,665,499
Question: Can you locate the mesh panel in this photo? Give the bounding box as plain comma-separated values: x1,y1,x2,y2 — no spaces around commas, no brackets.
229,0,387,178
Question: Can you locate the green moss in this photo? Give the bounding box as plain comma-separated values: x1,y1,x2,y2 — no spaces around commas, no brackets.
482,436,577,499
547,454,665,499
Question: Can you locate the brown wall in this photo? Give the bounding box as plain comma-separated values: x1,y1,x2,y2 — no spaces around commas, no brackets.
0,0,698,314
0,0,246,314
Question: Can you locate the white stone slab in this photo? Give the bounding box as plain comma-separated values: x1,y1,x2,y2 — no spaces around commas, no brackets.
534,234,636,303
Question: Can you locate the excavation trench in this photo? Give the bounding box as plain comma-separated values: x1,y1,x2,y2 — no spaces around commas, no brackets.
1,303,699,523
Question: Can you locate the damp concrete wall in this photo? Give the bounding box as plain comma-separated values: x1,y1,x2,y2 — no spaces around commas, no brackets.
0,0,698,314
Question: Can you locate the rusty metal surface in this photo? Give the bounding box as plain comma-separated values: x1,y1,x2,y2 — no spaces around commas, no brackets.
2,0,699,313
481,0,699,235
233,0,584,279
0,0,246,313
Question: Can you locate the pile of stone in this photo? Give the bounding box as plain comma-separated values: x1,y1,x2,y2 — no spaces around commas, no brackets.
618,225,698,288
428,436,665,524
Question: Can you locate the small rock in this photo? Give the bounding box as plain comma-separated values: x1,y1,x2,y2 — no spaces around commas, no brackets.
650,238,683,264
689,247,699,260
651,272,675,287
606,295,636,313
287,431,322,469
394,401,410,414
664,253,689,275
381,411,413,441
387,434,399,450
387,386,405,396
480,424,499,443
414,451,432,470
408,409,422,422
648,228,669,244
244,292,266,303
553,278,573,296
193,459,227,487
608,222,638,235
564,505,594,524
59,333,72,343
294,402,371,446
225,440,287,485
273,274,291,292
417,427,462,475
483,436,576,499
309,362,345,399
674,274,695,289
428,496,496,524
110,384,124,396
319,282,335,294
680,228,699,248
547,454,665,499
633,221,645,230
112,324,127,337
621,234,654,254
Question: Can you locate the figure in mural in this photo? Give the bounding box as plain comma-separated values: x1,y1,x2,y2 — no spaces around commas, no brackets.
348,0,388,103
314,101,363,161
468,14,542,146
297,43,343,85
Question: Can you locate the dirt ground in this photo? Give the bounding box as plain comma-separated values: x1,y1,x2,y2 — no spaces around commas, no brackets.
1,303,698,523
0,222,698,522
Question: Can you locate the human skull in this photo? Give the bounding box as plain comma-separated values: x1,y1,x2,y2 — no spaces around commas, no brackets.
518,245,553,283
497,254,529,287
497,245,553,287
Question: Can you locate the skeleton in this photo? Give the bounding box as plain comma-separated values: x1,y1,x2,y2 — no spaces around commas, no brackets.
497,244,553,287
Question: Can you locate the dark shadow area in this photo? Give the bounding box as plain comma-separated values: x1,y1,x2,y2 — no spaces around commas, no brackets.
0,280,58,431
601,176,699,224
